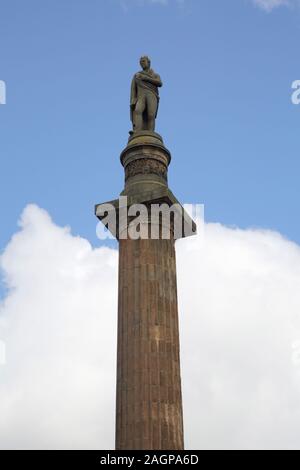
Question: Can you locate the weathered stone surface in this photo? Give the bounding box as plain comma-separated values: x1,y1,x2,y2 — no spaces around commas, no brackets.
125,156,168,183
120,132,171,196
116,236,184,450
130,57,162,133
95,186,197,241
95,79,196,449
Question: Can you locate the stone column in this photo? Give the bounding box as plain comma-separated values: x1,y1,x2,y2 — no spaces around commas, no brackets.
116,236,184,450
95,131,196,451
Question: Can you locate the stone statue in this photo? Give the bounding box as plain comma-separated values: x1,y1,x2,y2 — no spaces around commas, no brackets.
130,56,162,134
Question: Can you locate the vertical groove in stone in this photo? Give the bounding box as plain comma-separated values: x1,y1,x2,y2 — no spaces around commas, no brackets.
116,237,184,450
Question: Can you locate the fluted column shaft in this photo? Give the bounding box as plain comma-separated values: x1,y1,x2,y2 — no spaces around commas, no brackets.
116,236,184,450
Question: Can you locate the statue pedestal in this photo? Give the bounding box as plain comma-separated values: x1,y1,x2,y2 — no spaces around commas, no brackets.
121,131,171,199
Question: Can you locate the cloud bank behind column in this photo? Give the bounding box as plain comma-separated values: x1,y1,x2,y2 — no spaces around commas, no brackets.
0,205,300,449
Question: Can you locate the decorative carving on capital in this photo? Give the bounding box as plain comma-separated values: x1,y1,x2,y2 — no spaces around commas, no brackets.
125,157,168,182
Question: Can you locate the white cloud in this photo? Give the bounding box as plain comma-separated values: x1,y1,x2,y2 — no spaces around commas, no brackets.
252,0,291,12
0,205,118,449
121,0,296,12
1,205,300,449
122,0,295,11
177,224,300,449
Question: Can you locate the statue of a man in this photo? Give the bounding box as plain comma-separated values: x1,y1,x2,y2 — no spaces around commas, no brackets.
130,56,163,133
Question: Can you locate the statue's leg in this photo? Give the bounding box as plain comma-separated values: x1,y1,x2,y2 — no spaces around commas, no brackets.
146,93,158,132
133,95,146,132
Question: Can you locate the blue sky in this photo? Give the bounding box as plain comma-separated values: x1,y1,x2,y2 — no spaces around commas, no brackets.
0,0,299,249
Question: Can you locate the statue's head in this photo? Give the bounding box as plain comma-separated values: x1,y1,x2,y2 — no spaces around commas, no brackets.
140,56,151,70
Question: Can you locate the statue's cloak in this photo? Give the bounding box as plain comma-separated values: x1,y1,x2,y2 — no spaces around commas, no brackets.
130,70,160,123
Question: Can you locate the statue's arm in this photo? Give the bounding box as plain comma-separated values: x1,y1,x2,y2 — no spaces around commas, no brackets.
147,74,163,87
137,72,163,88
